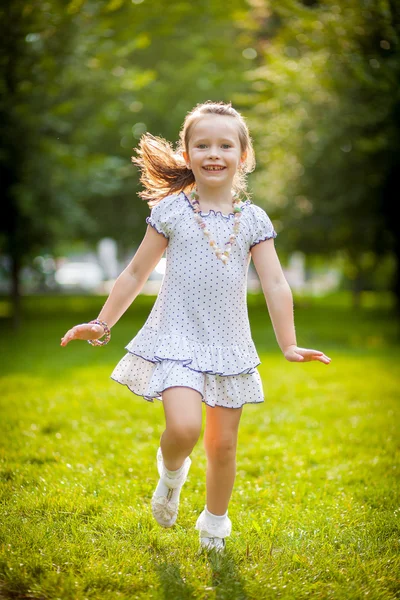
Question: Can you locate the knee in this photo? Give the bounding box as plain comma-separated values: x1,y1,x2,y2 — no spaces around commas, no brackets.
167,422,201,450
204,435,237,464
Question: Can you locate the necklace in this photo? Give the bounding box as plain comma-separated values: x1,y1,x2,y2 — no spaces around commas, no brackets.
188,188,245,265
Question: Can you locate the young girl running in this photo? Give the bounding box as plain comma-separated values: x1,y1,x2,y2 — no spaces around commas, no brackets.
60,101,331,553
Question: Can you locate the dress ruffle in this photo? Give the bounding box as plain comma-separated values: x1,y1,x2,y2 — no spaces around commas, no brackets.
111,355,264,408
125,325,261,376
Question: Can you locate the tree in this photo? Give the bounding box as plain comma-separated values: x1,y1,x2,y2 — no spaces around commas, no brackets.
240,0,400,308
1,1,88,326
0,0,254,325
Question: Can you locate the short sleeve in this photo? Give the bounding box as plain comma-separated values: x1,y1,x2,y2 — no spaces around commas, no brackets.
145,194,178,239
249,205,278,248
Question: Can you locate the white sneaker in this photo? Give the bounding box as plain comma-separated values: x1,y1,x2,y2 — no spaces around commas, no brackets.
195,507,232,553
151,447,191,528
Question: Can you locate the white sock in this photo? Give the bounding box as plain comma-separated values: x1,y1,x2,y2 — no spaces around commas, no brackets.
205,506,228,524
198,506,231,542
153,460,186,498
165,462,186,478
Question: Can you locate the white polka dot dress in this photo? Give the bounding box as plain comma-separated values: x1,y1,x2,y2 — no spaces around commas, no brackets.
111,191,278,409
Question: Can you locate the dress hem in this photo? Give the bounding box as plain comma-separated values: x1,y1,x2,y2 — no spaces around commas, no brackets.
110,376,264,409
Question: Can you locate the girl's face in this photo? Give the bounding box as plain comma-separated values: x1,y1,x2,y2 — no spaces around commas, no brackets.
183,115,246,189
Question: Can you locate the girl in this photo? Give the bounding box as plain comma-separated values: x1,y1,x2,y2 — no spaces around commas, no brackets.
60,101,331,553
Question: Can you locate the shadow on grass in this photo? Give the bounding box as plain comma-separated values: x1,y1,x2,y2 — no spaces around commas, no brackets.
155,561,197,599
207,549,248,600
0,580,46,600
154,548,248,600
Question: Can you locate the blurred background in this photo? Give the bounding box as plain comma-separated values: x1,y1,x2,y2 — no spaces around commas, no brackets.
1,0,399,327
1,6,400,596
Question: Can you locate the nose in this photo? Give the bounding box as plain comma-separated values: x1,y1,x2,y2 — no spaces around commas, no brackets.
207,147,221,160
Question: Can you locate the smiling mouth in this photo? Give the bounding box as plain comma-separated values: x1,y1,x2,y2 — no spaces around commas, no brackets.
202,166,226,171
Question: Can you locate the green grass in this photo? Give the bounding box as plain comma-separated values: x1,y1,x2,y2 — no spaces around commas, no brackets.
0,293,399,599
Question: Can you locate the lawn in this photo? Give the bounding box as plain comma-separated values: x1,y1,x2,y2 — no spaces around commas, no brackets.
0,293,399,599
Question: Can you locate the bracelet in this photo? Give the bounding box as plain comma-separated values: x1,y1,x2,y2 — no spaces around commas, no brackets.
87,319,111,346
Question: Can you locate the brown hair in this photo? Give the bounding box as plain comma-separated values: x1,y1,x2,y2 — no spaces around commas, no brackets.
132,100,256,207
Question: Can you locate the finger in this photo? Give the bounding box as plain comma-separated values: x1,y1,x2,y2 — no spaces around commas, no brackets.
317,353,331,361
300,349,323,356
62,328,79,344
303,351,330,361
316,355,331,364
60,331,71,345
61,334,74,345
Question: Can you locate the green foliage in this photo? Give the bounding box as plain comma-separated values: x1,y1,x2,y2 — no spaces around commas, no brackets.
1,0,253,261
241,0,400,269
2,0,400,307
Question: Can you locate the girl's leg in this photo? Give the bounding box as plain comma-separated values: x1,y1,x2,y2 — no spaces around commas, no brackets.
203,404,243,515
160,386,203,471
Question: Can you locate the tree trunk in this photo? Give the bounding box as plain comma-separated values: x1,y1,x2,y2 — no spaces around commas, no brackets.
11,253,21,330
351,272,362,310
381,99,400,317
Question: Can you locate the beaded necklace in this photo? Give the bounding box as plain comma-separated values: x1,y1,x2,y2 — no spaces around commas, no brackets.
188,188,245,265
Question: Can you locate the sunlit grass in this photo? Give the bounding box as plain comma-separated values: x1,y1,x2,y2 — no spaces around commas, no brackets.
0,294,399,599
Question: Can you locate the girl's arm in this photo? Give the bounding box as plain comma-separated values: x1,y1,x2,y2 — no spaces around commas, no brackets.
97,225,168,327
251,239,331,365
60,226,168,346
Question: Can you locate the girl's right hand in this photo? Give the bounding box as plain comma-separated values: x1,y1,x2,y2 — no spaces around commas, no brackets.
60,323,105,347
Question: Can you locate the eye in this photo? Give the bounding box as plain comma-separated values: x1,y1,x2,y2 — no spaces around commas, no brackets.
222,144,231,149
197,144,207,148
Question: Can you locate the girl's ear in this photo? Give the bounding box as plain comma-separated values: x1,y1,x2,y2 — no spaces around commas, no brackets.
183,151,190,168
240,151,247,165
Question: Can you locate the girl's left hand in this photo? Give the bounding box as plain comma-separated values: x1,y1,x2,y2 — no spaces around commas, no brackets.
284,345,331,364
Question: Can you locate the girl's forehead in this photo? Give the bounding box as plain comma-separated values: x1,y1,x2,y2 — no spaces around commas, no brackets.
189,115,240,143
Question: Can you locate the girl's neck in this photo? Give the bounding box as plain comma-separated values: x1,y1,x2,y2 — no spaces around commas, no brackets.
194,182,234,208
